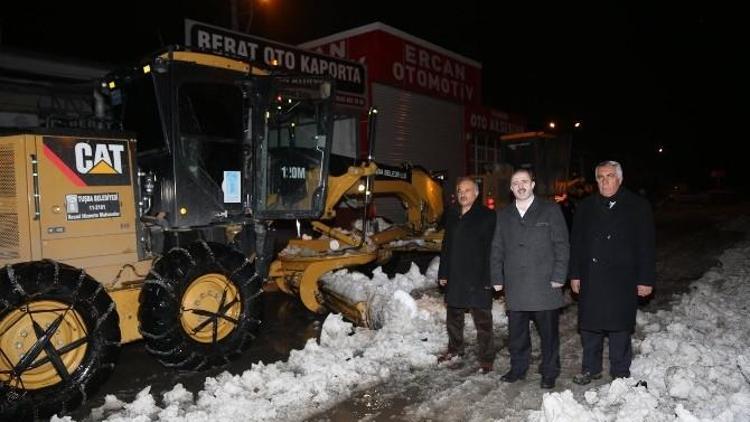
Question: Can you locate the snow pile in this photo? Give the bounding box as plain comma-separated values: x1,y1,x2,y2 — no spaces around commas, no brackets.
321,258,438,327
54,224,750,422
537,390,597,421
531,243,750,421
60,259,456,422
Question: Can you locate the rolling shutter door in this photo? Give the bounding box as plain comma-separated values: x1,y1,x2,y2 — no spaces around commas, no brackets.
371,83,463,223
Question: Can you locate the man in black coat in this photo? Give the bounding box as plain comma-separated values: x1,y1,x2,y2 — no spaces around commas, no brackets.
569,161,656,384
490,169,569,389
438,177,498,373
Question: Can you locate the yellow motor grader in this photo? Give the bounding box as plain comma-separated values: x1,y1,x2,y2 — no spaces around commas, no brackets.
0,49,342,419
0,48,445,419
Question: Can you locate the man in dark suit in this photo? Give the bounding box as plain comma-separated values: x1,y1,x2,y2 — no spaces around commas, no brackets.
490,169,570,389
438,177,498,373
569,161,656,384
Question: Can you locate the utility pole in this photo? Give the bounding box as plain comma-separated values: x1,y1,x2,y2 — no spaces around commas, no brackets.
229,0,259,33
229,0,240,31
244,2,256,33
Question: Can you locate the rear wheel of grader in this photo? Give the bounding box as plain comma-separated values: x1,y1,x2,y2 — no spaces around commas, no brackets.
0,260,121,420
138,241,262,370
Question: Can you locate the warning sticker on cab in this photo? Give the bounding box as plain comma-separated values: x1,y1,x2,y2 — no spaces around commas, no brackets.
65,193,121,220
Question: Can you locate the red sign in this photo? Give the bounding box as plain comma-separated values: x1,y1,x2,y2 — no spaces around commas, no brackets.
302,23,482,105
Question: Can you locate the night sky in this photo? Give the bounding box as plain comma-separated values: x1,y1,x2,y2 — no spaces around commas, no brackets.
1,1,743,190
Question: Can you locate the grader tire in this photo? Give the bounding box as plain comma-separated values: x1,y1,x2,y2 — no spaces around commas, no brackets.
0,260,121,420
138,241,261,370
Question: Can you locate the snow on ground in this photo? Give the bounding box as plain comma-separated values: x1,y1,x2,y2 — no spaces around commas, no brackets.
530,242,750,422
53,222,750,422
53,258,507,422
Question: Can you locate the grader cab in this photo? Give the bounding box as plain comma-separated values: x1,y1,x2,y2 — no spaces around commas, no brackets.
0,50,336,418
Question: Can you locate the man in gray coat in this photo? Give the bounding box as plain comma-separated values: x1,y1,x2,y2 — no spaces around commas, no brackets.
491,169,570,388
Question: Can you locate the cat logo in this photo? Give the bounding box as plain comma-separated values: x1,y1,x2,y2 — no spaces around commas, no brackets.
42,137,131,187
74,142,125,175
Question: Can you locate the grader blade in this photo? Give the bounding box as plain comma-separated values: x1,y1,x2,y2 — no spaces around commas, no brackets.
270,247,378,322
317,286,371,328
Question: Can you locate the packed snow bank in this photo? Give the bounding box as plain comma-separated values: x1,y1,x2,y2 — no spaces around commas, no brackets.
56,225,750,422
320,259,437,328
55,258,506,422
530,243,750,422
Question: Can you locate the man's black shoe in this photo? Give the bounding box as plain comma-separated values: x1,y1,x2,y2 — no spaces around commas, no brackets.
500,370,526,383
572,371,602,385
540,377,556,389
